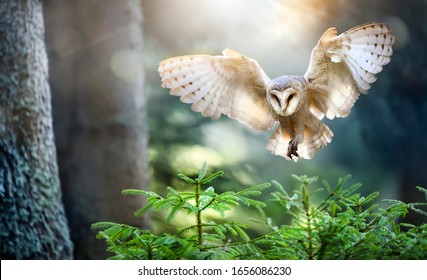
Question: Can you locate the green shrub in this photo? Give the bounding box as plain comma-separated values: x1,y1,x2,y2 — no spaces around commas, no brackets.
92,163,427,259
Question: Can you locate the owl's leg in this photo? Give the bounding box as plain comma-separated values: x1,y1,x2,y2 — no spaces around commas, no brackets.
267,116,304,160
287,134,303,159
287,115,305,159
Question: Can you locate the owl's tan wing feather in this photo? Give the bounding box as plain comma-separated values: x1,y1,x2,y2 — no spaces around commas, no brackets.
305,23,395,120
158,49,276,131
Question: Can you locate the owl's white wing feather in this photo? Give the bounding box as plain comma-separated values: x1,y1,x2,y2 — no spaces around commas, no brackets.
158,49,276,131
305,23,395,120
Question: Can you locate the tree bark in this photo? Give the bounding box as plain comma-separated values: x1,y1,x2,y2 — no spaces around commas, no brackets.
43,0,149,259
0,0,73,259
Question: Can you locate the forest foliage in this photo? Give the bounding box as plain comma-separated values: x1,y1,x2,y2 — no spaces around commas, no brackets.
92,163,427,260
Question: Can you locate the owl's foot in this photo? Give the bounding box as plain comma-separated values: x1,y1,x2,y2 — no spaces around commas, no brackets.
287,138,300,159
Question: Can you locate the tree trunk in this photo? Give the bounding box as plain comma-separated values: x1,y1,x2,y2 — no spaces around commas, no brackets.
0,0,73,259
43,0,149,259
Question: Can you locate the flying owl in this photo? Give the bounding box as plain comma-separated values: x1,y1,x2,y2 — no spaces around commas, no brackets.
158,23,395,160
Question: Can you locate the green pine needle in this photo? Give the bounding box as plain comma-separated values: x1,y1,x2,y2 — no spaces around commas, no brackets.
92,164,427,260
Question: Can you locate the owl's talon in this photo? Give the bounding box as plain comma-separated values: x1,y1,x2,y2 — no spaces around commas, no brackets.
287,139,299,159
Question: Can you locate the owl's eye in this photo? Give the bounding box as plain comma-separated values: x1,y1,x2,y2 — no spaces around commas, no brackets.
287,94,295,104
270,93,281,108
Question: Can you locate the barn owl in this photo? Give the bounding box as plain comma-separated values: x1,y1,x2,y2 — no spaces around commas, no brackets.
158,23,395,160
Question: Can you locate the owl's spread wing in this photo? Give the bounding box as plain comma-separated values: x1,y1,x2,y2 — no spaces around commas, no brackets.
305,23,395,120
158,49,276,131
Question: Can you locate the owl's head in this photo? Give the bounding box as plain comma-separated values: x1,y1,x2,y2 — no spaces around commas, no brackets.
266,76,306,116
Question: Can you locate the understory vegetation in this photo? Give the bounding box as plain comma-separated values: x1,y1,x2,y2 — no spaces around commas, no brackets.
92,163,427,259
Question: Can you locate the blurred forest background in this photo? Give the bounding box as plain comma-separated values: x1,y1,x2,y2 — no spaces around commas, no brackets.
1,0,426,259
144,0,427,237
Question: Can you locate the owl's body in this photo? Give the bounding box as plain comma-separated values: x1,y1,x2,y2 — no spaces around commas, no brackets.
159,23,395,160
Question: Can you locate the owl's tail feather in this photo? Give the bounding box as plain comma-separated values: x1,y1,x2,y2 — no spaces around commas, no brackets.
267,116,333,161
337,23,395,93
